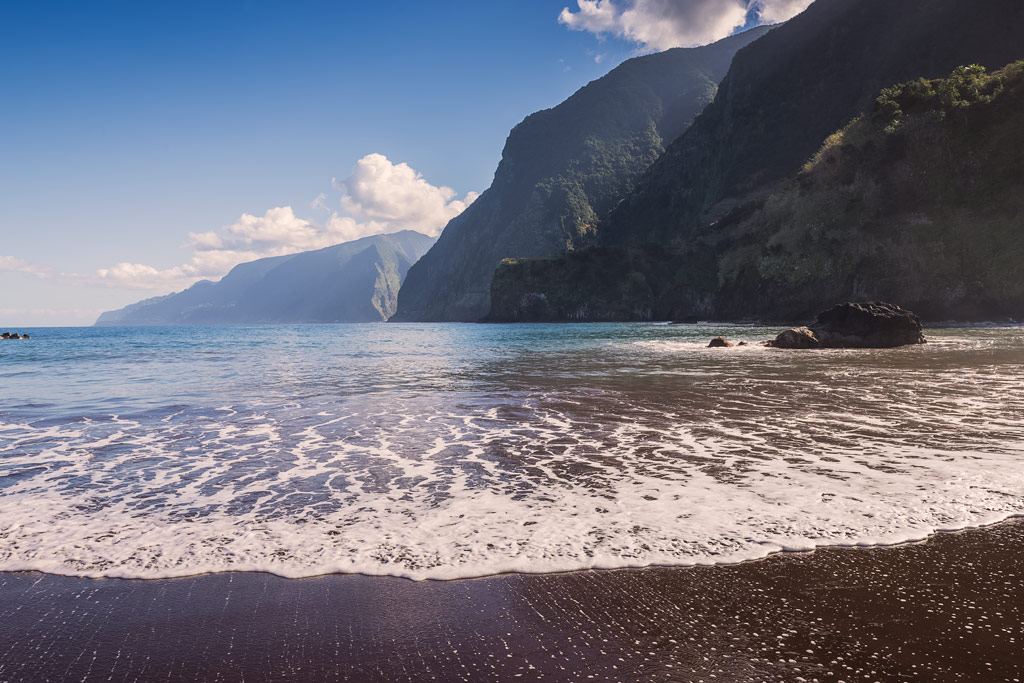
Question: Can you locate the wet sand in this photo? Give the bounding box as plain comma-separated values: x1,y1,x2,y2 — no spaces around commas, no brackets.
1,520,1022,683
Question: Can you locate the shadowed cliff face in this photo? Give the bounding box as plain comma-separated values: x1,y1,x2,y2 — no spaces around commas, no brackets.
390,26,774,322
488,0,1024,324
601,0,1024,248
95,231,436,325
711,62,1024,322
489,61,1024,323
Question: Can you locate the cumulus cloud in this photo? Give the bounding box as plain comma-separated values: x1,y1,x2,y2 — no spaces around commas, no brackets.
85,207,373,291
310,192,328,211
0,255,51,278
82,154,477,291
559,0,814,51
750,0,814,23
337,153,478,237
186,206,332,274
92,263,201,291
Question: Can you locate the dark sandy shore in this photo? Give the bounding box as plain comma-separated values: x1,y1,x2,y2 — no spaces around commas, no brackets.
1,520,1022,683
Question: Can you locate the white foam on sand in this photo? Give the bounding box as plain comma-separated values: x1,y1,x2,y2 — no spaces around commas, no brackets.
2,335,1024,581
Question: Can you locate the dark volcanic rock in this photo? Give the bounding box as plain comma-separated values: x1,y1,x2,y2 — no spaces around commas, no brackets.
812,302,926,348
771,302,926,349
769,327,820,349
708,337,734,348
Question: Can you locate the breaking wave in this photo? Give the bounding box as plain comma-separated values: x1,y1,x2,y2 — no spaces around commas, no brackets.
1,324,1023,580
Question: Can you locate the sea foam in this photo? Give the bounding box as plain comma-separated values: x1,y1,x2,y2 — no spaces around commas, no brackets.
1,326,1023,580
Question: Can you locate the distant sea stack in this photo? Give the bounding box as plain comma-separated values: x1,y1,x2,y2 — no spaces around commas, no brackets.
390,25,775,322
95,231,435,326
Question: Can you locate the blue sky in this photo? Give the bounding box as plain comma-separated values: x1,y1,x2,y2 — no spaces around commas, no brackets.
1,0,806,326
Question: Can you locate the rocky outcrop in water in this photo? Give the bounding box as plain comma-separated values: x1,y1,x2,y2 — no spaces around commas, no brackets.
707,337,734,348
2,332,27,340
769,327,820,349
770,302,926,349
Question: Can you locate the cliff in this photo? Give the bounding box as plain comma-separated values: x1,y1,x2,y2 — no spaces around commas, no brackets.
601,0,1024,247
391,26,774,322
488,62,1024,323
95,231,436,325
488,0,1024,323
713,61,1024,321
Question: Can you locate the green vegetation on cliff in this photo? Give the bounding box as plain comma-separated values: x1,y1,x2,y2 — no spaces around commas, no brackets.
489,0,1024,323
391,26,773,322
486,246,717,322
490,62,1024,322
714,62,1024,320
601,0,1024,248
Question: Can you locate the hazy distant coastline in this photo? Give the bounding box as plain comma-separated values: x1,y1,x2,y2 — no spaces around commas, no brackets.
94,231,435,326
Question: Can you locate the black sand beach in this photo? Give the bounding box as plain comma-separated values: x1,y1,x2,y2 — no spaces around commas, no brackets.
1,520,1022,682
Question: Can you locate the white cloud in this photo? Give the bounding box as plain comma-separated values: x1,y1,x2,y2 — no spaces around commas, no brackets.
185,205,393,279
0,255,51,278
79,207,378,292
188,206,326,266
80,154,476,292
337,153,478,237
92,262,200,291
559,0,814,51
750,0,814,23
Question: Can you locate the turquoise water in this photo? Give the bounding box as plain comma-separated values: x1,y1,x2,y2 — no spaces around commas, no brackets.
4,323,779,417
1,323,1023,579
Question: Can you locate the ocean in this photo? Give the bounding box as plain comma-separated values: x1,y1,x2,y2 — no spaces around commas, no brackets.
1,323,1023,580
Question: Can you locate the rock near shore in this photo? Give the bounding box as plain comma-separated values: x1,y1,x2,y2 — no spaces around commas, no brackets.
771,302,926,349
771,327,820,349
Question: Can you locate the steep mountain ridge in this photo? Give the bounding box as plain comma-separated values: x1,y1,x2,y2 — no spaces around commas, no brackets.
488,62,1024,322
602,0,1024,247
95,231,435,325
488,0,1024,322
391,26,773,322
713,61,1024,321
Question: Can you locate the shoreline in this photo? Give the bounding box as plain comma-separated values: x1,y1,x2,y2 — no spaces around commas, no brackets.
12,320,1024,330
2,518,1022,681
3,511,1023,584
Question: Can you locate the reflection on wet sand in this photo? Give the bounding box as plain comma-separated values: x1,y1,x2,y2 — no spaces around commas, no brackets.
2,519,1021,682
